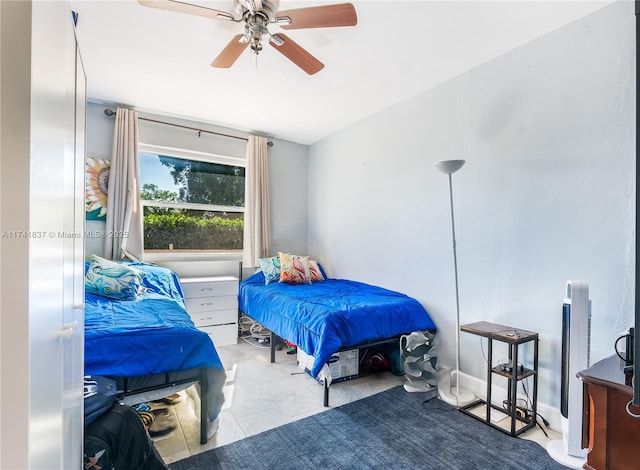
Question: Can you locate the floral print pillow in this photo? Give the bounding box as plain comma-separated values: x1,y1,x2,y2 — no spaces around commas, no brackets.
85,255,146,300
258,256,281,284
278,252,311,284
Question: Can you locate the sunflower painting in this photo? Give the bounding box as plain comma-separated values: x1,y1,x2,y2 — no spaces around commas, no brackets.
85,157,110,221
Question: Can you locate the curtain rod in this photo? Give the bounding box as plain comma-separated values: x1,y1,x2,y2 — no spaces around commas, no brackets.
104,108,273,147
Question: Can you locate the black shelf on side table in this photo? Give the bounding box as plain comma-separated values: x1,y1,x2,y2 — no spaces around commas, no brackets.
459,321,539,437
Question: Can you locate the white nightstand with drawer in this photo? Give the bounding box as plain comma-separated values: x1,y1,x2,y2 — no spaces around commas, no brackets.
180,276,239,347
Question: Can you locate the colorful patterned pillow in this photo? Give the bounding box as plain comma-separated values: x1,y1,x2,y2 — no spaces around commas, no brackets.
278,252,311,284
84,255,146,300
308,259,325,282
258,256,281,285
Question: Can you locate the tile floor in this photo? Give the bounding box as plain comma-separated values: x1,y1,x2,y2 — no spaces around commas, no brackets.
152,337,560,465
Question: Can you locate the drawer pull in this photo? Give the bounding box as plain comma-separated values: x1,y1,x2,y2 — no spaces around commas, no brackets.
200,288,213,292
201,317,213,321
200,302,213,306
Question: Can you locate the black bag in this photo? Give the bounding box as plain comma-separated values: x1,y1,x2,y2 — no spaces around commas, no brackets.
84,402,168,470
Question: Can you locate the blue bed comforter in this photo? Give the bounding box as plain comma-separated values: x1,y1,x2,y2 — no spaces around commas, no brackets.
85,262,224,377
238,271,436,377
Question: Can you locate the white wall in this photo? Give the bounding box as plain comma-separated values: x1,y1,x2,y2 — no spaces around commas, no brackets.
85,102,309,276
308,1,635,410
84,102,114,258
0,2,31,466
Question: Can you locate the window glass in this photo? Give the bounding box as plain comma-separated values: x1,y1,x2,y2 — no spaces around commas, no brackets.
139,150,245,253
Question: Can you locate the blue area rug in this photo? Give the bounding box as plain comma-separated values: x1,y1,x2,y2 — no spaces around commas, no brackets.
170,385,568,470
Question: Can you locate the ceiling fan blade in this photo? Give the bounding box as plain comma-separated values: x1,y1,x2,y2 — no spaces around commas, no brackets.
137,0,238,22
211,34,250,68
270,34,324,75
276,3,357,30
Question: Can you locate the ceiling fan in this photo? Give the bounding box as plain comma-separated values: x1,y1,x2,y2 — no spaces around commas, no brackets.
138,0,357,75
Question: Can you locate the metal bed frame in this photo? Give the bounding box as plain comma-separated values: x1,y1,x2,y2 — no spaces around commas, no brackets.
269,331,403,407
117,368,210,444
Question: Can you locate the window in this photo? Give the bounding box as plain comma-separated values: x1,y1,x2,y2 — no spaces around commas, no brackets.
138,144,245,254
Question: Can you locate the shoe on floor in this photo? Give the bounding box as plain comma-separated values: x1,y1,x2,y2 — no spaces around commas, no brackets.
148,418,176,440
151,393,182,405
136,410,155,427
151,407,170,418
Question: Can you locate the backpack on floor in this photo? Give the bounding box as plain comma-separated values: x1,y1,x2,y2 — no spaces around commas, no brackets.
84,402,168,470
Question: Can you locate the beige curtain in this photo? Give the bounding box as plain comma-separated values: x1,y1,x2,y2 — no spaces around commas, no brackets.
104,108,143,260
242,135,271,267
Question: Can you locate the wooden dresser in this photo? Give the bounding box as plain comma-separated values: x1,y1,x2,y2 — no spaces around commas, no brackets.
578,355,640,470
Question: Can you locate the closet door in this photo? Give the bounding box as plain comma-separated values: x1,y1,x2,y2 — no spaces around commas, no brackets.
29,2,84,468
61,36,87,470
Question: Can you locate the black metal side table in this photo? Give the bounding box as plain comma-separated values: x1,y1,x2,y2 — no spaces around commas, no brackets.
459,321,538,437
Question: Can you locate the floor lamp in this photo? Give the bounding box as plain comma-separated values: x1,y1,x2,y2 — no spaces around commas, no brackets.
434,159,475,408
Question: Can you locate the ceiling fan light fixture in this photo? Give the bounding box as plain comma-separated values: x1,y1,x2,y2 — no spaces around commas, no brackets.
251,41,263,53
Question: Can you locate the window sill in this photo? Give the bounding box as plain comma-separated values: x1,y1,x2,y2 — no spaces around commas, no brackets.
142,251,243,263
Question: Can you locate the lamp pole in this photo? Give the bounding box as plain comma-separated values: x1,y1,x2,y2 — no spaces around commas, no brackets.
446,171,463,402
434,159,474,407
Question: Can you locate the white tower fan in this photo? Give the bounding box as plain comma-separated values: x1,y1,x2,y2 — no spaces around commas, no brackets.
547,280,590,468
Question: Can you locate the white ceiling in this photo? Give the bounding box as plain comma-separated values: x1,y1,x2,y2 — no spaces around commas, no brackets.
70,0,612,145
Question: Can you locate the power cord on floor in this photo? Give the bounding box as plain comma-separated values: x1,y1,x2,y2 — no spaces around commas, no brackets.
422,395,456,412
491,376,551,438
521,378,550,430
238,316,273,348
535,414,550,437
238,315,270,338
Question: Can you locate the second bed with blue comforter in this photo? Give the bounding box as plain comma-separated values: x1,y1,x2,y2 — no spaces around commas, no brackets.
238,270,437,378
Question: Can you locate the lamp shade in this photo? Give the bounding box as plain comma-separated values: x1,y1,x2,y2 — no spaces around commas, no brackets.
434,160,465,175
